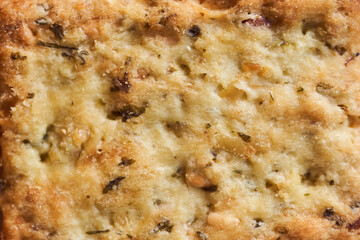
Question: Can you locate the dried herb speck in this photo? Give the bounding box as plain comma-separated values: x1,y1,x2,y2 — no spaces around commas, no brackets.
254,218,263,228
27,93,35,99
334,45,346,56
297,87,304,92
86,229,110,235
196,231,207,240
188,25,201,37
205,123,211,129
50,24,64,40
35,18,48,25
11,52,27,60
103,176,125,193
118,157,135,167
238,132,251,143
111,105,146,122
37,40,77,50
151,220,173,234
111,72,131,93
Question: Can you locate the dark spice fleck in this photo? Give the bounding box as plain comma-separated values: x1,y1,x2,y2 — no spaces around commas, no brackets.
202,185,217,192
196,231,207,240
111,105,146,122
22,139,30,144
37,40,77,50
40,152,49,162
50,24,64,40
171,167,185,179
11,52,27,60
348,218,360,231
151,219,173,233
103,176,125,193
86,229,110,235
234,170,242,174
297,87,304,92
205,123,211,129
154,199,162,205
334,45,346,56
77,50,89,65
188,25,201,37
322,207,335,218
242,16,269,27
328,180,335,185
351,201,360,209
269,92,275,101
254,218,263,228
118,157,135,167
27,93,35,99
35,18,48,25
111,72,131,93
238,132,251,143
127,234,133,239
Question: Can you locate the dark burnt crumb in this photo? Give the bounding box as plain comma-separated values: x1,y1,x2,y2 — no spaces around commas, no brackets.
103,176,125,193
345,53,360,67
37,40,77,50
242,16,269,27
254,218,263,228
238,132,251,143
118,157,135,167
328,180,335,185
35,18,48,25
348,218,360,231
196,231,207,240
297,87,304,92
50,24,64,40
202,185,217,192
234,170,242,174
43,125,54,140
40,152,49,162
151,219,174,234
188,25,201,37
86,229,110,235
86,195,90,199
11,52,27,60
111,105,146,122
205,123,211,129
22,139,30,144
322,207,335,218
334,45,346,56
26,93,35,99
154,199,162,205
111,72,131,93
127,234,133,239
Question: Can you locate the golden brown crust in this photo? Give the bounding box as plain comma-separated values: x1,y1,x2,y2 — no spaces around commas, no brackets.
1,0,360,239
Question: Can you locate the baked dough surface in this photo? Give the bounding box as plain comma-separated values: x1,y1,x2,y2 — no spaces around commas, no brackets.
1,0,360,239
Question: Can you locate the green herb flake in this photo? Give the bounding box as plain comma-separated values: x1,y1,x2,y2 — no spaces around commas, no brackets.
103,176,125,193
238,132,251,143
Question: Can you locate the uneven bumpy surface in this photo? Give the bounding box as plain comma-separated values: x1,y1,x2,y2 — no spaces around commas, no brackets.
1,0,360,239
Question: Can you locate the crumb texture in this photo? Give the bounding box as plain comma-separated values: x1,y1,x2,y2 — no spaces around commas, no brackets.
1,0,360,239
